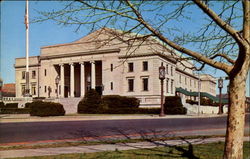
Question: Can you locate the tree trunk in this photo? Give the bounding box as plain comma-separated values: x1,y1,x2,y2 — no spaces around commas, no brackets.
224,71,247,159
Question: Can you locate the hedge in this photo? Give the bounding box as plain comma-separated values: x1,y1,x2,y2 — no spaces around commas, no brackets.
164,96,187,114
102,95,140,109
94,108,160,114
0,108,30,114
29,101,65,117
0,102,5,108
5,103,18,109
78,89,102,114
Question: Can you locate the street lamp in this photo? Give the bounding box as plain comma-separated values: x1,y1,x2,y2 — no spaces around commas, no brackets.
55,75,60,98
218,77,223,114
159,62,165,117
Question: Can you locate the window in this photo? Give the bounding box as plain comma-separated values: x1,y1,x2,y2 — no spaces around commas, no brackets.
22,71,25,79
171,79,174,94
171,66,173,76
111,64,113,72
179,75,181,83
128,63,134,72
142,61,148,71
32,70,36,79
45,86,47,93
190,79,192,86
185,77,187,84
31,84,36,95
111,82,113,90
44,69,47,76
166,64,168,75
142,78,148,91
166,78,169,93
128,79,134,92
21,85,25,95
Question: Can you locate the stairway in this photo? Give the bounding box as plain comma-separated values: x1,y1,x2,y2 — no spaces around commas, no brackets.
58,97,82,114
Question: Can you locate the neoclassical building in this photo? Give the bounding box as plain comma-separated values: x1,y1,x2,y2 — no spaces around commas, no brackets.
15,28,216,107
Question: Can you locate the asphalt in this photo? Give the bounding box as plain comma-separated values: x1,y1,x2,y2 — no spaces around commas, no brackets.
0,113,248,159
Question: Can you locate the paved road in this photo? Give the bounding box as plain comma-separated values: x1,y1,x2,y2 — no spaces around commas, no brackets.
0,114,249,144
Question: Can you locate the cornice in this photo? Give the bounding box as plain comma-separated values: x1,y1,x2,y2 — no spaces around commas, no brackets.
40,48,121,60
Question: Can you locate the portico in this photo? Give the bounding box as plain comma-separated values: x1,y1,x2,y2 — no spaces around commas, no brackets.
54,61,102,98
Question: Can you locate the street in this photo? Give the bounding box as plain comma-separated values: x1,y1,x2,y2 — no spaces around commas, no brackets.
0,114,249,144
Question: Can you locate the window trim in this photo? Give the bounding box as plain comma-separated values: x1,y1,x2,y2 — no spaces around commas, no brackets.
128,78,134,92
128,62,134,72
142,61,148,71
142,77,149,91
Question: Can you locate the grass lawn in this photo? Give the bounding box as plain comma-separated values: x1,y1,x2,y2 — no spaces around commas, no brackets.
9,141,250,159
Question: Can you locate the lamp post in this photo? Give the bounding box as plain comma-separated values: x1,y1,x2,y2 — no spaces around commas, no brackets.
218,77,223,114
159,62,165,117
55,75,60,98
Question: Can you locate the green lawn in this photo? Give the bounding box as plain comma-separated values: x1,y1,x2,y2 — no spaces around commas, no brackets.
10,141,250,159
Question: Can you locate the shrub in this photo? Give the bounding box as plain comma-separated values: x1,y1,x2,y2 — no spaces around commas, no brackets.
186,99,198,105
100,108,160,114
25,102,32,109
0,102,5,108
102,95,140,109
78,89,101,114
164,96,187,114
0,108,30,114
200,97,215,106
29,101,65,117
5,103,18,109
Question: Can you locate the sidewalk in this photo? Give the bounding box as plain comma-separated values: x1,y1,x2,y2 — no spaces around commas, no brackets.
1,137,249,159
0,113,228,123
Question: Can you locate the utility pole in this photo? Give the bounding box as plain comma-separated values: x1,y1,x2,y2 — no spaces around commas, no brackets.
24,0,30,97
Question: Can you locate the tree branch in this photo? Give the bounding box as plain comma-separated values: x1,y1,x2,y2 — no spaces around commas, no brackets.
125,0,232,74
193,0,245,46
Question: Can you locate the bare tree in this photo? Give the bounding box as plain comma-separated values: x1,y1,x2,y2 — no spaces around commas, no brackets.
35,0,249,158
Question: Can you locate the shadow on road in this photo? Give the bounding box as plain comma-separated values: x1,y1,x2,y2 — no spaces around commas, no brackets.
66,127,203,159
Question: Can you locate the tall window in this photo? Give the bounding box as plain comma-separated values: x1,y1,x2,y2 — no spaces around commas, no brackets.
128,63,134,72
111,64,113,72
142,61,148,71
128,79,134,92
190,79,192,86
44,69,47,76
171,79,174,94
179,75,182,83
31,84,36,95
22,71,25,79
166,64,168,75
21,85,25,95
166,78,169,93
32,70,36,79
111,82,113,90
171,66,173,76
45,86,47,93
142,78,148,91
185,77,187,84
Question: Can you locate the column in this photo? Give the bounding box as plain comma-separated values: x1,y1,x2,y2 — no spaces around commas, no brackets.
91,61,96,89
70,63,75,97
60,64,64,98
80,62,85,97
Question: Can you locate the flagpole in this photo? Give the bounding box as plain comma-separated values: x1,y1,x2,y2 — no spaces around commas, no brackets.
25,0,30,97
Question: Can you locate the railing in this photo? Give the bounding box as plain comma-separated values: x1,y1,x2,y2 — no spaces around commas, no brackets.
2,97,33,102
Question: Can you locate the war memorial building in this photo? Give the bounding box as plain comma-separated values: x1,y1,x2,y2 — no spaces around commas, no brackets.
15,28,216,107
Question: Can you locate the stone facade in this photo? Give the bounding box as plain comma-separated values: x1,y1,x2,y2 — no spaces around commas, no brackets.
15,28,216,107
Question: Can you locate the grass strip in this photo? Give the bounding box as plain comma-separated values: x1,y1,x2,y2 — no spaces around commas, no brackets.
7,141,250,159
1,134,248,151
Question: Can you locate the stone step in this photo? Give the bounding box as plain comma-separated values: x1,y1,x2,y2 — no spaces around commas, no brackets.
58,98,82,114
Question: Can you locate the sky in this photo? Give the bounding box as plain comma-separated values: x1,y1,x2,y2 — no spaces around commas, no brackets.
0,1,249,96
